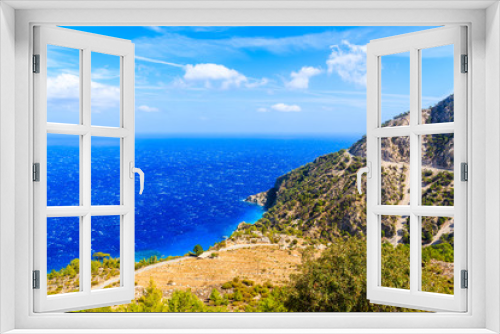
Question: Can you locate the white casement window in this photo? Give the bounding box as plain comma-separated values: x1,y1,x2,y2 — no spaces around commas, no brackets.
5,4,496,331
362,26,467,312
32,26,140,312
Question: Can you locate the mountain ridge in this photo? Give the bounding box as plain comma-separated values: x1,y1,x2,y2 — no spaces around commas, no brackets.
239,94,455,247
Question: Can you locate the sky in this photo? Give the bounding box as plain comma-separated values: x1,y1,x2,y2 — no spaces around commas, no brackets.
47,26,454,136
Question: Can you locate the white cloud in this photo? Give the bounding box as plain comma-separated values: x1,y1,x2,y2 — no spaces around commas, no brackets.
286,66,322,89
246,78,269,89
271,103,301,112
184,63,248,89
90,82,120,109
47,73,80,99
138,105,159,112
257,107,269,113
327,40,367,87
47,73,120,110
136,55,268,90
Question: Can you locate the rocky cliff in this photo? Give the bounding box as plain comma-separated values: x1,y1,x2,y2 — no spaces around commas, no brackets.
240,95,456,246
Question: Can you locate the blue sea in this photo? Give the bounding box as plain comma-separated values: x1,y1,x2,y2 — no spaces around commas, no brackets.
46,135,358,271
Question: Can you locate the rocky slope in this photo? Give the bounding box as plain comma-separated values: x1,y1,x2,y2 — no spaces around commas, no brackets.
239,95,456,247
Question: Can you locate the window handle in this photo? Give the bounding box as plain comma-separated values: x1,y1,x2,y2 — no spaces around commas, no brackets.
129,162,145,195
356,162,371,195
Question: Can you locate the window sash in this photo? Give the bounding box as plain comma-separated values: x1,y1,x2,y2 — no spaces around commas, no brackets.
33,26,136,313
366,26,467,312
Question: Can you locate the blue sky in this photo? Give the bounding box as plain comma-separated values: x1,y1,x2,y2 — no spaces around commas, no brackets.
48,26,454,136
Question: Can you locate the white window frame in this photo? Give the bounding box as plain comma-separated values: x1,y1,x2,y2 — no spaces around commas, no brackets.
365,26,467,312
1,2,498,333
33,26,136,312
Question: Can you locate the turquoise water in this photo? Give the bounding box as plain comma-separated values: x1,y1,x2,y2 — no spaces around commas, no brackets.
47,135,358,271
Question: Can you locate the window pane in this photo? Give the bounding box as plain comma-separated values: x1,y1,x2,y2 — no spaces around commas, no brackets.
91,137,121,206
421,134,454,206
91,52,121,127
381,52,410,127
421,45,454,124
91,216,121,290
421,217,454,295
381,215,410,290
381,136,410,205
47,217,80,295
47,45,81,124
47,134,80,206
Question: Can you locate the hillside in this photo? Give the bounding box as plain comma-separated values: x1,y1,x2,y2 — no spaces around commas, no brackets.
239,94,455,248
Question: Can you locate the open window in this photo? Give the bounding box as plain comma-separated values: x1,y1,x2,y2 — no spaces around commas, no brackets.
33,26,139,312
362,26,467,312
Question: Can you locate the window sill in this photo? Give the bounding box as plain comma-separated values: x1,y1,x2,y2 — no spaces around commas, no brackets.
3,330,497,334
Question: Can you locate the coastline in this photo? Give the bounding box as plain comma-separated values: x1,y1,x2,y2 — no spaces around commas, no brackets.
134,196,266,264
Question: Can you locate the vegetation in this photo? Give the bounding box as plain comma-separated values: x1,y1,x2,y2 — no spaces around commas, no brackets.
287,237,415,312
92,252,111,262
48,254,174,295
60,95,457,312
79,279,227,313
193,244,204,257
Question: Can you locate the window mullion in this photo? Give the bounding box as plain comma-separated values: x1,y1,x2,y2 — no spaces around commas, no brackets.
81,47,92,294
409,46,420,295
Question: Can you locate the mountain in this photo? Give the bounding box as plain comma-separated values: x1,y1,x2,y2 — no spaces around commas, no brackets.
239,95,455,248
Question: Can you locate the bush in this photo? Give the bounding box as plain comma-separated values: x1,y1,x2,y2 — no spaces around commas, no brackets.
221,281,233,289
233,289,243,301
242,279,254,286
193,245,204,257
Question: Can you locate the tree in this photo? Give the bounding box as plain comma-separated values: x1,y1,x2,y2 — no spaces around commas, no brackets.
92,252,111,262
168,289,208,312
257,288,288,312
209,288,224,306
285,236,415,312
135,278,168,312
193,244,204,257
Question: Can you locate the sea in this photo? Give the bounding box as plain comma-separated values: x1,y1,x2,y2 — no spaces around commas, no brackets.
46,135,358,271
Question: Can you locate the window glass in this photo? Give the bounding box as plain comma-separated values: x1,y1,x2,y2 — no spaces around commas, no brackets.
381,215,410,290
91,52,121,127
91,137,121,206
421,217,454,295
47,45,81,124
381,52,410,127
91,216,121,290
47,134,80,206
421,45,454,124
421,134,454,206
381,136,410,205
47,217,80,295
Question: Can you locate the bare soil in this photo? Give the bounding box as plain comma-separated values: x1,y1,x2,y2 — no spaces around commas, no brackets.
134,245,303,301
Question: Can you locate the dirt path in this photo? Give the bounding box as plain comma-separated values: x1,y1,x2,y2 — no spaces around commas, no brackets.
383,162,411,246
198,243,278,258
381,163,453,247
430,220,454,246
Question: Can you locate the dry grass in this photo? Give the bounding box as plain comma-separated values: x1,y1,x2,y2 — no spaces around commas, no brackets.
135,245,302,300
